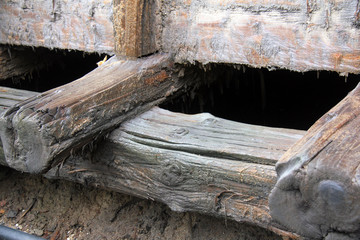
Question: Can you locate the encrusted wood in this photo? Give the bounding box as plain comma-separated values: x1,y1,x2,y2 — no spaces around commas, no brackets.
269,82,360,240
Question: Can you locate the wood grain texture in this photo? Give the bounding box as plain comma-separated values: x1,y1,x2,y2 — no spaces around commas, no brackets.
113,0,158,57
162,0,360,74
0,87,302,238
44,107,304,239
269,82,360,239
0,53,193,174
0,0,114,54
0,87,38,166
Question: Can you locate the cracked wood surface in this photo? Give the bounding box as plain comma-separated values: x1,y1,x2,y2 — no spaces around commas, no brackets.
0,87,304,238
162,0,360,74
269,82,360,239
1,0,359,73
0,53,194,174
0,0,115,54
44,107,304,239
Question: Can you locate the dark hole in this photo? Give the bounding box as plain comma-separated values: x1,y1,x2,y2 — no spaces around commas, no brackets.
0,45,108,92
161,64,360,130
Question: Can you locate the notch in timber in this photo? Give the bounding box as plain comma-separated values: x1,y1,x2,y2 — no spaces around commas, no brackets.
113,0,157,58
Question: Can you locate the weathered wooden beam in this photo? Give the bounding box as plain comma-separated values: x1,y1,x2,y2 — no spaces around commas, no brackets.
0,86,304,237
113,0,158,57
269,82,360,240
0,86,38,112
0,53,195,174
0,0,115,54
0,87,38,166
162,0,360,74
43,107,304,239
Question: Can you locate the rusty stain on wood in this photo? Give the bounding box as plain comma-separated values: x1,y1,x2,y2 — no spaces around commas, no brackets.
113,0,157,57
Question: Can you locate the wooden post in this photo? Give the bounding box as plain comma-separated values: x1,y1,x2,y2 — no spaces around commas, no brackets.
0,53,194,174
113,0,157,57
269,83,360,239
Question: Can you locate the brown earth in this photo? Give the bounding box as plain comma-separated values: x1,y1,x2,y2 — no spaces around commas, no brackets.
0,166,281,240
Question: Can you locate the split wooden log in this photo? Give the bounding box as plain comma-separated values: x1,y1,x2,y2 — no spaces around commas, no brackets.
0,53,195,174
269,82,360,240
43,107,304,238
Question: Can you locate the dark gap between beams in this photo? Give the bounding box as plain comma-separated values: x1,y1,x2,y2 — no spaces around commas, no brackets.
161,64,360,130
0,45,109,92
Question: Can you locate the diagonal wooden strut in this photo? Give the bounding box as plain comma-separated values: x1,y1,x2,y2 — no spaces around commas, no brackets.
0,53,194,174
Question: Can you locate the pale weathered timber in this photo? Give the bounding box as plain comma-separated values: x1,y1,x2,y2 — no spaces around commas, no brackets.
44,107,304,239
113,0,158,57
0,53,195,174
269,82,360,240
0,87,38,166
0,86,38,112
0,87,303,238
0,0,114,54
162,0,360,74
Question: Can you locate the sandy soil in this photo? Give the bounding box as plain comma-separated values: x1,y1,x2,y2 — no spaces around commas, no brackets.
0,166,281,240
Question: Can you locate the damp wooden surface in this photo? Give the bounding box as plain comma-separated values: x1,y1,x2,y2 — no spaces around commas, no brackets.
269,82,360,240
162,0,360,74
44,107,304,239
0,53,194,174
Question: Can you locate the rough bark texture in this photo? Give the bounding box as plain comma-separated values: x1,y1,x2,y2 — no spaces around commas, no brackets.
269,82,360,239
0,0,114,54
113,0,158,57
43,107,304,239
161,0,360,74
0,53,194,174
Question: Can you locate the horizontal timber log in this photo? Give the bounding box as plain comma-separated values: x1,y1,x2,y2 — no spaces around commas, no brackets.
0,87,304,238
2,0,359,74
162,0,360,74
0,0,115,54
43,107,304,238
269,82,360,239
0,53,196,174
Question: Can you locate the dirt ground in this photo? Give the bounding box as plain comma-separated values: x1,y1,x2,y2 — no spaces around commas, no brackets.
0,166,281,240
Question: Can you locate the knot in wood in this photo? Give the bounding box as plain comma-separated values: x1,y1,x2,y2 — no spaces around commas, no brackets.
160,162,185,187
170,128,189,138
201,118,218,126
